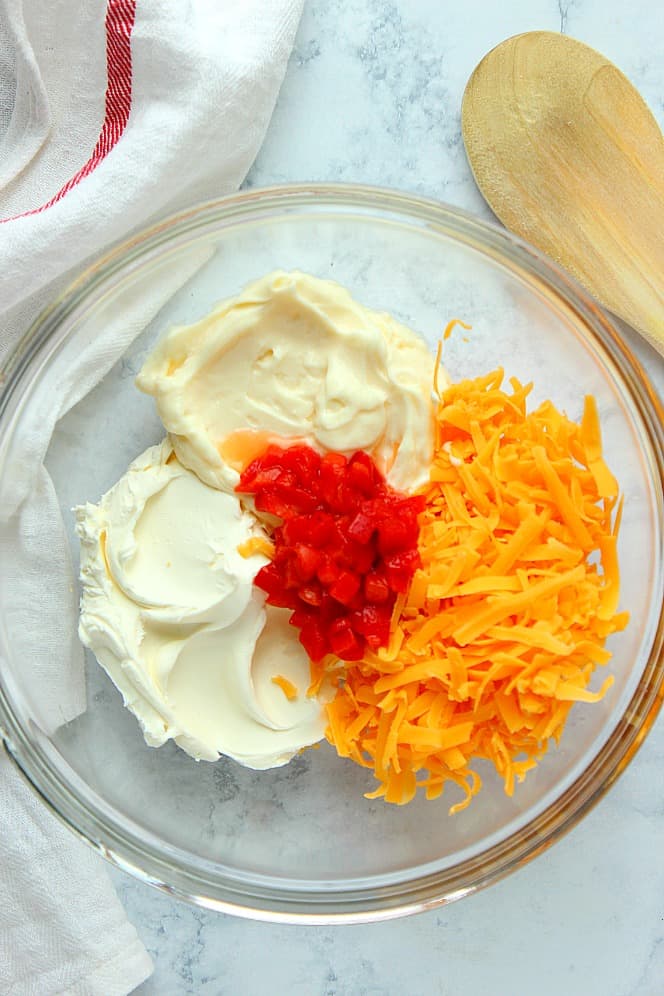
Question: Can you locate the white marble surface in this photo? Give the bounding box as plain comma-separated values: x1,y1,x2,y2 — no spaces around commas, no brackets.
113,2,664,993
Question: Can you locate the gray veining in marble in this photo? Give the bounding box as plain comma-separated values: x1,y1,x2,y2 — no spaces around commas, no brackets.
110,1,663,992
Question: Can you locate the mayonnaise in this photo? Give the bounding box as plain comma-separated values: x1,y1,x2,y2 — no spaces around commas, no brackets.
75,440,326,768
136,271,440,494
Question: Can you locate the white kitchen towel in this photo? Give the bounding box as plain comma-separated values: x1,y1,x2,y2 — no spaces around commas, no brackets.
0,1,303,993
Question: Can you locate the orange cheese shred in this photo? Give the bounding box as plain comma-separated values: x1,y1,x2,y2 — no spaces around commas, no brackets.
443,318,473,341
237,535,276,560
312,369,628,810
271,675,298,701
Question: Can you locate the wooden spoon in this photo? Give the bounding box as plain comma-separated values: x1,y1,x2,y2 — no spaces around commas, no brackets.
462,31,664,351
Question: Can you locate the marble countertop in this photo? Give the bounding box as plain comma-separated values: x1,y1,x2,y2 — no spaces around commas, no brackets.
116,2,664,993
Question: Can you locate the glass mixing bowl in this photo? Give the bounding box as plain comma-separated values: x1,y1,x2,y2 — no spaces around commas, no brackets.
1,185,663,922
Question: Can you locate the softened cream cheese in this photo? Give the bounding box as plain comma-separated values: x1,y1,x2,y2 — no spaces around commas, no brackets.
75,440,326,768
136,270,441,494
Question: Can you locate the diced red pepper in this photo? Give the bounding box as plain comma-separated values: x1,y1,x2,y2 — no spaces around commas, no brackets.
347,459,374,496
347,511,375,544
282,511,335,545
328,618,363,660
255,564,298,609
280,443,322,480
279,485,319,514
253,488,291,518
307,512,336,545
236,440,421,662
299,617,328,662
384,548,421,593
350,604,391,647
364,570,390,603
254,562,280,595
319,452,348,509
316,554,343,586
347,539,375,575
247,465,284,489
384,548,420,573
299,583,323,607
377,517,412,555
294,544,320,582
318,593,343,624
289,607,313,629
329,570,361,607
283,560,303,592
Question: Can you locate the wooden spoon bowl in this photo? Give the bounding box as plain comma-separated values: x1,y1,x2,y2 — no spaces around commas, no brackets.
462,31,664,351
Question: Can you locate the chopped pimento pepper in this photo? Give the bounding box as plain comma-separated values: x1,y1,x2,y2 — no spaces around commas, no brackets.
236,444,423,662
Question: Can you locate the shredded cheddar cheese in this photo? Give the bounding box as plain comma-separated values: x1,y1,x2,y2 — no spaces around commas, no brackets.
272,675,298,700
313,369,628,811
443,318,473,340
237,535,275,560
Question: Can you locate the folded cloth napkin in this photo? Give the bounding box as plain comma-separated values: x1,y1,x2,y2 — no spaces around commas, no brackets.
0,1,303,993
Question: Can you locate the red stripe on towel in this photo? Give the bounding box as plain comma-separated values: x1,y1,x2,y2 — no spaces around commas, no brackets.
1,0,137,221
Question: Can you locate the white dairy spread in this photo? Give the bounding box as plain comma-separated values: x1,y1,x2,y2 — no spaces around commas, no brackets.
78,272,442,770
136,270,440,493
76,439,326,767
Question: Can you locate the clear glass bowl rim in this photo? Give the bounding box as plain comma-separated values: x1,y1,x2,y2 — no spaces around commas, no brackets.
1,182,663,923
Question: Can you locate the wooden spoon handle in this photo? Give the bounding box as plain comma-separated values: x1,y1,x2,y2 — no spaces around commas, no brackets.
462,32,664,351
